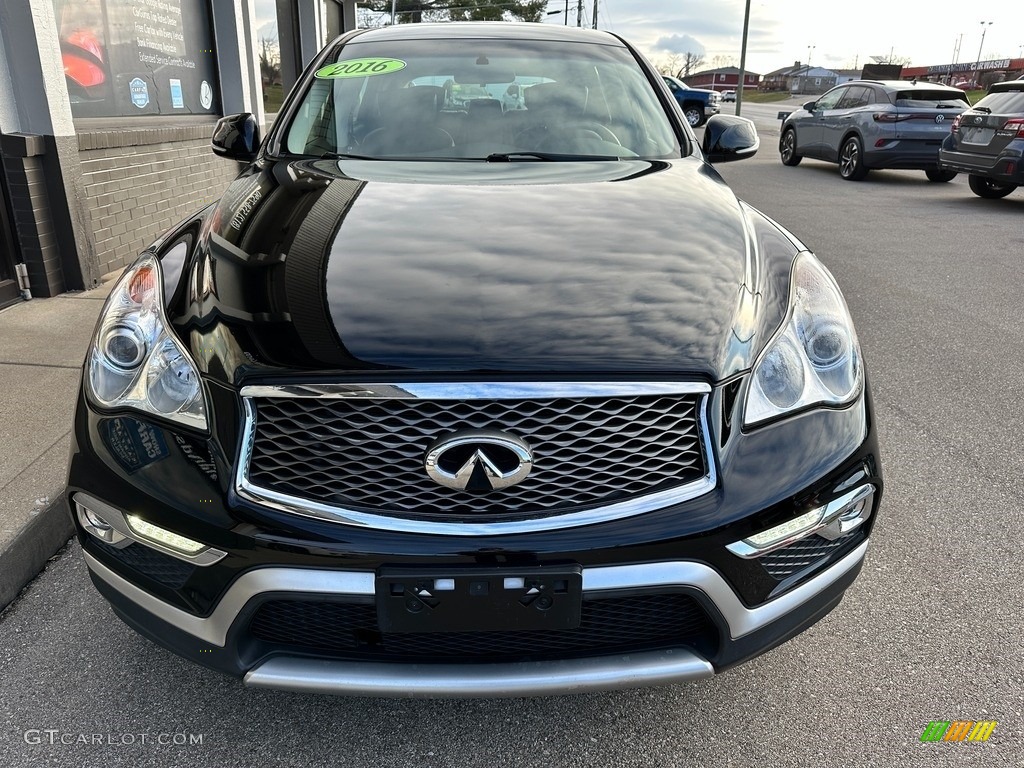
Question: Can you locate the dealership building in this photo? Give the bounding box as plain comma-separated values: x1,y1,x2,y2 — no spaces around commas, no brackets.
0,0,357,308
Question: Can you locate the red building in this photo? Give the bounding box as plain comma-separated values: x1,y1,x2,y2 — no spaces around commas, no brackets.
685,66,760,92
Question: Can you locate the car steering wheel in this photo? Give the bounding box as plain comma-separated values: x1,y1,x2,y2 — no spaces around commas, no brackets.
569,122,622,145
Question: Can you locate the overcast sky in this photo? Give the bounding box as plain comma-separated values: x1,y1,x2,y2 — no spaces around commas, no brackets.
542,0,1023,75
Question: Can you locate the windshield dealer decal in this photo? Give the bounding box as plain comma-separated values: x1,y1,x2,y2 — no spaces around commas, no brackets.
315,58,408,79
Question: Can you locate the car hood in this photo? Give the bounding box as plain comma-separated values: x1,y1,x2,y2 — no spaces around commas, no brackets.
181,157,795,383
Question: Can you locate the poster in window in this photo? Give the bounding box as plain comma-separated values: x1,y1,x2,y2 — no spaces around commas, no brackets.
53,0,220,117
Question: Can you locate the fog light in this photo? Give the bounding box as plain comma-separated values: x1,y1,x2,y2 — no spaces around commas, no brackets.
73,492,227,566
744,508,822,548
728,485,876,558
83,507,111,531
818,489,875,541
76,502,118,543
125,514,206,555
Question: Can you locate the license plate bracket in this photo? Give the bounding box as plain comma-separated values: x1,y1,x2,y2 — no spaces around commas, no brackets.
376,565,583,633
961,126,995,145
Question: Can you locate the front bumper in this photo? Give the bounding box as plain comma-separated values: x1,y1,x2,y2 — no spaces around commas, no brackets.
83,539,867,697
69,380,881,697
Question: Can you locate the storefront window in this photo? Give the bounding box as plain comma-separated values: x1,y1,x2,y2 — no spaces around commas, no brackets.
53,0,220,117
254,0,283,113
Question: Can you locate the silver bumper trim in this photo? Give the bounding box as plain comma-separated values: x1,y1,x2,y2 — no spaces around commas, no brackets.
83,551,374,647
584,540,869,639
83,539,869,649
242,649,715,698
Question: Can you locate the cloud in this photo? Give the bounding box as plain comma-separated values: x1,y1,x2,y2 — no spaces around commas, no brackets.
654,34,706,56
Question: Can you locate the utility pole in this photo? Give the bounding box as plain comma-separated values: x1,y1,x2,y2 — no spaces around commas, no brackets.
974,21,992,85
949,33,964,83
390,0,396,25
592,0,598,29
577,0,583,28
565,0,569,25
736,0,751,116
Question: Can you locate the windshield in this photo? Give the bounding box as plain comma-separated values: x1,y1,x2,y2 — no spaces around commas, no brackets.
281,37,681,161
894,90,969,108
976,89,1024,114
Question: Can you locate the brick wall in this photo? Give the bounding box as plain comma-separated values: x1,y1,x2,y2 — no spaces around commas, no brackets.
1,150,65,295
77,123,240,276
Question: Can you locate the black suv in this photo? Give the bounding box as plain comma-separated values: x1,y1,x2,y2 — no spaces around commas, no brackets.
939,77,1024,198
68,23,881,698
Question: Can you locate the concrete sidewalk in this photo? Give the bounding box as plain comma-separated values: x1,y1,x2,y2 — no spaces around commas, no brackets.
0,281,113,608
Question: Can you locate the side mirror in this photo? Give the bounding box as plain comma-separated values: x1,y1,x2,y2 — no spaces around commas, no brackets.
702,115,759,163
212,113,260,161
803,100,817,112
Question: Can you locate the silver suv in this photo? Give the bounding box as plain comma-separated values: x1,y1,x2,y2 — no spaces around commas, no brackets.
779,80,969,181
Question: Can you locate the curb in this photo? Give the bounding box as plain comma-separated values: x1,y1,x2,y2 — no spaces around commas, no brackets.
0,495,74,611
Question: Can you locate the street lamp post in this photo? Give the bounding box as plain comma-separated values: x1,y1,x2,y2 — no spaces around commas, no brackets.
736,0,751,116
807,44,815,68
974,21,993,86
948,33,963,83
545,5,569,24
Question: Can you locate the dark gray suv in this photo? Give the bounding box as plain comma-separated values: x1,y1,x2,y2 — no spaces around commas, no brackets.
780,80,969,181
939,78,1024,199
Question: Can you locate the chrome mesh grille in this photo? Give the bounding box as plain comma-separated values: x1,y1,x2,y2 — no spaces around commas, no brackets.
243,391,708,521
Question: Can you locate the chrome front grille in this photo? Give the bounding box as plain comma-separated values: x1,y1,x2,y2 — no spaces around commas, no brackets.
236,382,714,534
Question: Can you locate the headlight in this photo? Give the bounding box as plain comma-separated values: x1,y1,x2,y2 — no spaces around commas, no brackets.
85,253,207,430
744,252,862,427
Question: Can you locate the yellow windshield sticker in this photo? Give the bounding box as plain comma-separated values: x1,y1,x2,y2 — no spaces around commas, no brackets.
315,58,408,79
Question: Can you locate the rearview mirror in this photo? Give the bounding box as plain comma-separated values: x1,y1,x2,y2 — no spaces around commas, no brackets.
702,115,759,163
453,68,516,85
803,100,816,112
212,113,260,161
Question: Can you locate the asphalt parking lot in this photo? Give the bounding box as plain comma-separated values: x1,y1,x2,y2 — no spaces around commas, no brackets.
1,110,1022,767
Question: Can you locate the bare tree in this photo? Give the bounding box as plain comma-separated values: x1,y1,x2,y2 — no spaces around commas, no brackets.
654,54,682,77
259,37,280,87
679,51,706,78
447,1,547,22
871,53,912,67
368,1,547,23
357,8,388,27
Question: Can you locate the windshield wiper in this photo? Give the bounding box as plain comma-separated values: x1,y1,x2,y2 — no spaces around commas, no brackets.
485,151,619,162
972,106,992,114
318,152,380,161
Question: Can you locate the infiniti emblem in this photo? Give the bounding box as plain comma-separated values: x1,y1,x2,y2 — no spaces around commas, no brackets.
424,429,533,492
